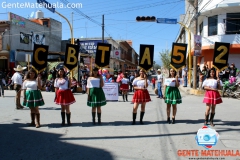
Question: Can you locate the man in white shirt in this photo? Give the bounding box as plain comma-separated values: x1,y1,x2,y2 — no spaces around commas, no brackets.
157,69,163,98
11,65,26,109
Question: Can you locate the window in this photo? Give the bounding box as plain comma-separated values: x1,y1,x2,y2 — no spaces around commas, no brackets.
226,13,240,34
208,15,218,36
43,21,48,27
199,22,203,36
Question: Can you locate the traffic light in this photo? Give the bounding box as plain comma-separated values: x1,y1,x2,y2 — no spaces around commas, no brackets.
136,16,156,22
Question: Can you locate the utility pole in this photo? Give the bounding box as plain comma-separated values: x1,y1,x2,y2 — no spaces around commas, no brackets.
102,14,104,43
193,0,198,89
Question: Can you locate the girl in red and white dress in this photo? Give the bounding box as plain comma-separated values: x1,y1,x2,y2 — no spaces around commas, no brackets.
202,68,222,127
131,69,151,125
120,73,130,102
54,68,76,126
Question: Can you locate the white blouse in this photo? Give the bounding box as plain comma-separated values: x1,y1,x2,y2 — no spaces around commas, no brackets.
202,79,223,89
132,79,150,88
22,80,38,90
121,78,129,84
54,78,69,90
87,78,101,88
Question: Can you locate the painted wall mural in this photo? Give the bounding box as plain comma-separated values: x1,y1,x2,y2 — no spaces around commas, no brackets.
10,13,26,28
20,32,30,44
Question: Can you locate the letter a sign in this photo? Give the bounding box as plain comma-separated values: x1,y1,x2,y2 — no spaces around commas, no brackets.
64,43,80,71
32,44,49,72
139,44,154,71
95,43,111,68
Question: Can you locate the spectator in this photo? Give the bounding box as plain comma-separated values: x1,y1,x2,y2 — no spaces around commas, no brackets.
151,77,156,90
182,65,188,87
129,72,135,92
71,77,78,93
45,78,54,92
0,69,6,97
229,63,237,77
198,72,204,90
81,75,87,94
51,67,57,80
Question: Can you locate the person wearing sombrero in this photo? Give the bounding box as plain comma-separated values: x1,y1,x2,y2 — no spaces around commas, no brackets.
87,67,106,125
11,65,27,109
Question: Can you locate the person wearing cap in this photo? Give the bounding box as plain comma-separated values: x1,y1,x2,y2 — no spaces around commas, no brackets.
156,69,163,98
11,65,27,109
87,67,106,125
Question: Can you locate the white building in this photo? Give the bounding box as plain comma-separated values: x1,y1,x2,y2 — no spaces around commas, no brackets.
176,0,240,70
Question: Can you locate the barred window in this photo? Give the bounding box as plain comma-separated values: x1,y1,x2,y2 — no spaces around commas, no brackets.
226,13,240,34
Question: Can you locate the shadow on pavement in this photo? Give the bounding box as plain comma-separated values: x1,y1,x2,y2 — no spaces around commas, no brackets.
0,123,114,160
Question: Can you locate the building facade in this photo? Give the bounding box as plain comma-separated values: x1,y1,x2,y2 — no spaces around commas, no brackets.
176,0,240,71
0,11,62,69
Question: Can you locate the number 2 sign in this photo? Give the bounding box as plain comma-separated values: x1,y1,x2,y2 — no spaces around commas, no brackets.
213,42,230,71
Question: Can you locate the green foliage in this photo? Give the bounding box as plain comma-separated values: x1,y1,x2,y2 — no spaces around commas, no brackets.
159,49,171,70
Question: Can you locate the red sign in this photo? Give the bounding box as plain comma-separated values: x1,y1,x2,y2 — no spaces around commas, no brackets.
115,51,119,55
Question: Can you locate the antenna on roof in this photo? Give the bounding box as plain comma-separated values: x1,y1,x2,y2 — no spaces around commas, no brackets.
30,12,34,18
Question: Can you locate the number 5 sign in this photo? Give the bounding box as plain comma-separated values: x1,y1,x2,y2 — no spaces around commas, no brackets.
170,43,187,71
213,42,230,71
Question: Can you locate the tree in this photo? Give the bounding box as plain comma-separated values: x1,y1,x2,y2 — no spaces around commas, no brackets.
159,49,171,70
154,64,161,70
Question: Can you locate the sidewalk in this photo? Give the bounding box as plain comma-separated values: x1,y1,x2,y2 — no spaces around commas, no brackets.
179,85,205,96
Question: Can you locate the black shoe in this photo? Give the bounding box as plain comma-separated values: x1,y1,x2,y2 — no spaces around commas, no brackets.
92,112,96,125
167,117,171,124
172,118,175,124
97,113,101,125
132,113,136,125
61,112,65,126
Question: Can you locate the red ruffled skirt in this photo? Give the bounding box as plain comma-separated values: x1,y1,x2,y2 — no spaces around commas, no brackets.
203,90,222,104
120,84,129,91
132,89,151,103
55,89,76,105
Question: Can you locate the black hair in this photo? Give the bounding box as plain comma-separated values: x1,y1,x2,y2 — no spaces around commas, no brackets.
26,68,37,79
57,68,66,78
206,67,217,79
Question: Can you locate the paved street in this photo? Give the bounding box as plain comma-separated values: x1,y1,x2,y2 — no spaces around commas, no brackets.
0,89,240,160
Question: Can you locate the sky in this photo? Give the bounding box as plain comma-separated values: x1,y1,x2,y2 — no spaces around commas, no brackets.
0,0,185,66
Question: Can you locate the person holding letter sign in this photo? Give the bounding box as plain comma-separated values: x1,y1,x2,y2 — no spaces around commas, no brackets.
87,67,106,125
202,68,222,127
22,69,44,128
54,68,76,126
163,68,182,124
131,69,151,125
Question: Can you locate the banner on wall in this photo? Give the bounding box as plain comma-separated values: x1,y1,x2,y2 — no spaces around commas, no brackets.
170,43,187,71
194,35,202,56
139,44,154,72
213,42,230,71
20,32,30,44
102,83,119,101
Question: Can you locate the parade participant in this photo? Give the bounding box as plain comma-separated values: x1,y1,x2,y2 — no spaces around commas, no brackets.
54,68,76,126
202,68,222,127
87,67,106,125
163,68,182,124
156,69,163,98
11,65,27,109
22,69,44,128
131,69,151,125
120,73,130,102
116,70,123,95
